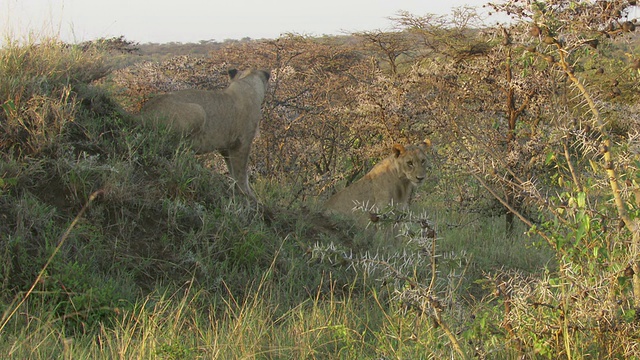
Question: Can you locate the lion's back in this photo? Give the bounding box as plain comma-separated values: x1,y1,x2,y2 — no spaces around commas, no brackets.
141,93,208,134
324,176,377,217
323,158,402,218
148,89,236,118
140,88,248,150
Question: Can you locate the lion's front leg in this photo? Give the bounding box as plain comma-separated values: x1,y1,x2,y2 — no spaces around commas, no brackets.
226,145,255,201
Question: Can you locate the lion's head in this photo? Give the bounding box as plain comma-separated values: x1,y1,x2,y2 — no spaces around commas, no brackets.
389,141,430,186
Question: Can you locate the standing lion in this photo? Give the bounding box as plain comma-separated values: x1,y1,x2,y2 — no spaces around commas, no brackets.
324,140,431,222
140,68,270,201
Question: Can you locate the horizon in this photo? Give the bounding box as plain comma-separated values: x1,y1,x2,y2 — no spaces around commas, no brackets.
3,0,494,45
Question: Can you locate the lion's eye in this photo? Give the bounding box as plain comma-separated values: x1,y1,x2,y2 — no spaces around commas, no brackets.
407,161,413,167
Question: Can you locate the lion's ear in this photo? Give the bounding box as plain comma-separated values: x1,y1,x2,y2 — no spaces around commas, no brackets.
392,144,406,157
420,138,432,150
228,69,239,80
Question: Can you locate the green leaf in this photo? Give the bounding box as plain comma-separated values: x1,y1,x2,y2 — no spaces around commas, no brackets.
545,151,556,165
574,211,590,246
576,192,586,208
622,308,636,323
1,100,16,114
617,275,628,287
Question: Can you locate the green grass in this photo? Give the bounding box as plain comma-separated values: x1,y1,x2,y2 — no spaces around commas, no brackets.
0,169,537,359
0,255,492,359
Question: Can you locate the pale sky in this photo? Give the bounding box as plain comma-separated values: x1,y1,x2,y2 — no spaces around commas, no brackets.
2,0,492,44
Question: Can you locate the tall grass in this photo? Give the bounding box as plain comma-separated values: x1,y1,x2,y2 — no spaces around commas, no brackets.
0,255,492,359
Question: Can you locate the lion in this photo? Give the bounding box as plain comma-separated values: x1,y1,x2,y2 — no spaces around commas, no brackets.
140,68,270,201
324,140,431,222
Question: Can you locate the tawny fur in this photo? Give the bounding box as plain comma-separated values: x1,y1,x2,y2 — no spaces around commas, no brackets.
140,68,270,201
324,141,430,220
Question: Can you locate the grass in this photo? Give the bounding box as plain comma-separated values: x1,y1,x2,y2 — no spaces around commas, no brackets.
0,170,529,359
0,259,479,359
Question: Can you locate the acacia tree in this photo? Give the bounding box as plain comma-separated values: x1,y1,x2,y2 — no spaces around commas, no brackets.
489,0,640,300
394,8,551,228
353,30,414,75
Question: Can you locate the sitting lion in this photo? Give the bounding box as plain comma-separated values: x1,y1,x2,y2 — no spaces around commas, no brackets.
324,140,431,222
140,68,270,201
